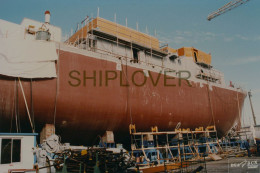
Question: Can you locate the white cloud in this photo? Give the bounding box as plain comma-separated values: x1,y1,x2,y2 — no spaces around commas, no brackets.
236,34,249,41
183,31,192,36
224,37,234,42
252,89,260,95
205,32,216,37
254,36,260,41
226,56,260,66
157,35,172,45
173,36,186,44
157,30,216,45
157,30,260,46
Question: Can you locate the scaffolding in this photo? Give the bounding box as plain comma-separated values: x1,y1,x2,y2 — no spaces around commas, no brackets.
65,16,168,73
68,17,159,49
128,124,222,171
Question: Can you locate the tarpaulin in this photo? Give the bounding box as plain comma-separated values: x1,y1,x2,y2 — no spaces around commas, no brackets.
0,38,57,78
0,19,58,78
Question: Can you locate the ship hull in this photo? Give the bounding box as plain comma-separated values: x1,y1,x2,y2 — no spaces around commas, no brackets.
0,48,246,144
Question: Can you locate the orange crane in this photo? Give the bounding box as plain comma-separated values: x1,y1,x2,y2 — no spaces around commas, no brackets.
207,0,250,21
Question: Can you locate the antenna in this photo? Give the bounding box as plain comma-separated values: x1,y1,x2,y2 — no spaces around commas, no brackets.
77,23,79,32
97,7,100,17
125,17,128,27
146,26,148,34
136,22,139,31
114,13,117,23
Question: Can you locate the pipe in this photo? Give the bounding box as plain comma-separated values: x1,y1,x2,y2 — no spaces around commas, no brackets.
45,10,50,24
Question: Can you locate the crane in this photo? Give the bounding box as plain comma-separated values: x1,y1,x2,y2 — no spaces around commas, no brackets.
207,0,250,21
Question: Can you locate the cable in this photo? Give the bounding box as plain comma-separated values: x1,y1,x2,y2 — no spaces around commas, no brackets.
10,80,16,132
53,43,60,128
30,79,35,131
14,78,19,133
236,90,242,129
18,77,35,133
242,101,246,127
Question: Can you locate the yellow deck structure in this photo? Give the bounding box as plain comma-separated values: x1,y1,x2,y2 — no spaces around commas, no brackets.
68,17,212,65
68,17,160,49
177,47,211,65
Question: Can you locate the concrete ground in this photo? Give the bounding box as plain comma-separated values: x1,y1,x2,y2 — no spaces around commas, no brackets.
205,156,260,173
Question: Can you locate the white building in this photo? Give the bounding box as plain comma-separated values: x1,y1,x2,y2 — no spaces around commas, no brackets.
0,133,37,173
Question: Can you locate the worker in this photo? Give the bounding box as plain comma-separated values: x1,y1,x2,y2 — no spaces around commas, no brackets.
245,139,251,157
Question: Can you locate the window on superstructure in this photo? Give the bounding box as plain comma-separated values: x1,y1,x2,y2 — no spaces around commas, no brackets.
12,139,21,162
169,55,178,62
133,48,139,63
0,138,21,164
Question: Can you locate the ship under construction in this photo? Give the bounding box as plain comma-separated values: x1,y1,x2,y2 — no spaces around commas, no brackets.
0,11,246,144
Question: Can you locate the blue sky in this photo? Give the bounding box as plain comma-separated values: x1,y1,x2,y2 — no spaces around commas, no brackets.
1,0,259,126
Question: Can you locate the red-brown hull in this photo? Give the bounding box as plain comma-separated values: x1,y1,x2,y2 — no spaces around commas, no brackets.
0,50,246,144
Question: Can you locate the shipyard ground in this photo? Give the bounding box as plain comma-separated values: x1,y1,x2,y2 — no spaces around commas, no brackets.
203,156,260,173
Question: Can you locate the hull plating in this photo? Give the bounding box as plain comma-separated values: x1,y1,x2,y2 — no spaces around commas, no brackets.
0,49,246,144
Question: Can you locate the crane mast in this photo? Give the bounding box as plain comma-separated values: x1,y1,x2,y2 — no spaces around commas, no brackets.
207,0,250,21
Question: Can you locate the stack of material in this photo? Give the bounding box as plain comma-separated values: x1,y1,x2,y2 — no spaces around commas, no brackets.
220,146,247,158
40,124,55,144
209,154,222,161
101,131,114,143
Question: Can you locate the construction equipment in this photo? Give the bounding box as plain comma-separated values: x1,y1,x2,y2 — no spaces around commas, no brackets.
128,124,222,172
55,148,131,173
207,0,250,21
33,134,133,173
